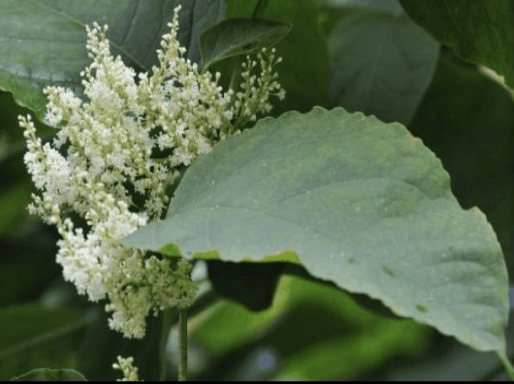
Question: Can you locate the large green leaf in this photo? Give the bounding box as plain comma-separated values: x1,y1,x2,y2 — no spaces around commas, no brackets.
199,19,291,71
326,3,439,124
407,52,514,282
10,368,87,381
399,0,514,90
0,0,225,121
125,107,510,361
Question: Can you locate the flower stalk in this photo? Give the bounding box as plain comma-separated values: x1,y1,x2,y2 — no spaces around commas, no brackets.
178,306,189,381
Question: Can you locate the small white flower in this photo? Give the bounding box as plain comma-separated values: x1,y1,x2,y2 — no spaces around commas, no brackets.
19,5,284,340
113,356,140,381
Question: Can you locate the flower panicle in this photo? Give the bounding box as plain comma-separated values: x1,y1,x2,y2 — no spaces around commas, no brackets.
113,356,140,381
18,5,284,340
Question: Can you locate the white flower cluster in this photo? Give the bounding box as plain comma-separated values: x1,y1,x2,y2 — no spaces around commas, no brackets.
19,6,284,339
113,356,140,381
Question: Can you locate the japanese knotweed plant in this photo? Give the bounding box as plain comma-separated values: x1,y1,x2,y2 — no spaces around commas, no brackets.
18,6,283,377
10,0,514,382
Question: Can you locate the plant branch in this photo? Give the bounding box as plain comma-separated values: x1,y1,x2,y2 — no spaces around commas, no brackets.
178,306,188,381
252,0,269,19
158,308,176,381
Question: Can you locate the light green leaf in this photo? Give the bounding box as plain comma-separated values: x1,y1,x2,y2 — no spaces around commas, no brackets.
400,0,514,90
125,107,509,358
327,6,439,124
192,274,431,380
10,368,87,381
270,313,428,380
199,19,291,71
0,0,224,121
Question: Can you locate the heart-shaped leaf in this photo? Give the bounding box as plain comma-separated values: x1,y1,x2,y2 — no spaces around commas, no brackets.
124,107,510,361
199,19,291,71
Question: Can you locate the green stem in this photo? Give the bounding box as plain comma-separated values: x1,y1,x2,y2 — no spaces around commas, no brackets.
252,0,269,19
499,351,514,381
158,308,175,381
178,306,188,381
187,287,220,319
228,57,242,95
